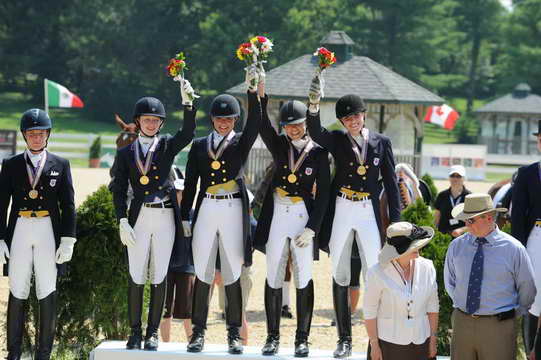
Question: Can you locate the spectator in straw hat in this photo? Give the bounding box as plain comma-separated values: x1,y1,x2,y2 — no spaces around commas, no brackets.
444,193,536,360
363,222,439,360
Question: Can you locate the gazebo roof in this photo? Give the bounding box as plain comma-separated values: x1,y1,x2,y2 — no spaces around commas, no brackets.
475,83,541,114
227,54,444,105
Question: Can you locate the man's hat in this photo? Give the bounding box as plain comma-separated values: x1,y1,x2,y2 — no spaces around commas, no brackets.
279,100,307,126
335,94,367,119
210,94,240,118
533,119,541,136
378,222,434,264
451,193,507,221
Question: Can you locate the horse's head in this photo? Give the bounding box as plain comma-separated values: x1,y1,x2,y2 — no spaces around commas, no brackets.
115,113,138,148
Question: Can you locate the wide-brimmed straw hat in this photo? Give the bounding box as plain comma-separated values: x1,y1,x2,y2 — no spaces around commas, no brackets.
378,222,435,264
451,193,507,221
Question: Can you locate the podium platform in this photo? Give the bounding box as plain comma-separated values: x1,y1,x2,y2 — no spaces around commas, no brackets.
90,341,450,359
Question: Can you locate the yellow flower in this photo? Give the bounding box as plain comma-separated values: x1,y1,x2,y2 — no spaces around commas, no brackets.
236,47,245,61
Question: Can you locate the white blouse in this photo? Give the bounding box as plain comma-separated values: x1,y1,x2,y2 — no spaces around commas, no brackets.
363,257,439,345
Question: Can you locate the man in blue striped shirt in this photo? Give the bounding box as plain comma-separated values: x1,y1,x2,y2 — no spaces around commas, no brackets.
444,193,536,360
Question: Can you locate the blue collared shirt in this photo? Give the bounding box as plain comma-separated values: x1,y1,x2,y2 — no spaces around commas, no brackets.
444,226,536,315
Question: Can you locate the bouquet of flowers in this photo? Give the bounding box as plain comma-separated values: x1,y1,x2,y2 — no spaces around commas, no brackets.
310,47,337,100
166,51,188,79
166,51,198,103
236,35,274,89
314,47,336,74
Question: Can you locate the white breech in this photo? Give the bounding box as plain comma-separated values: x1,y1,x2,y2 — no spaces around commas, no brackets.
129,206,175,285
8,217,57,300
329,196,381,286
265,200,313,290
192,197,243,286
527,225,541,316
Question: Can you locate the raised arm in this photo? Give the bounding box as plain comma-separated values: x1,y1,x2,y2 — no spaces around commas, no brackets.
306,111,335,153
238,91,262,163
259,94,281,156
167,105,197,155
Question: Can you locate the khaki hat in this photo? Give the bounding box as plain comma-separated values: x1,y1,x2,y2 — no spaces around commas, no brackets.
378,222,435,264
451,193,507,221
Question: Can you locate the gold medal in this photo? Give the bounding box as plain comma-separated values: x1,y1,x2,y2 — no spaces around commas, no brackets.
29,189,38,199
211,160,221,170
357,165,367,176
287,173,297,183
139,175,150,185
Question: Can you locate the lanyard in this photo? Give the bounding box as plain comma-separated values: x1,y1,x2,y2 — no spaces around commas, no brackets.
288,139,313,175
134,136,159,176
25,150,47,190
346,128,369,167
207,131,235,161
392,259,415,319
449,192,463,208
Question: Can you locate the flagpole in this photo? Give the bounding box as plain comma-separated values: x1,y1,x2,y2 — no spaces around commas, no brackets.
44,78,49,114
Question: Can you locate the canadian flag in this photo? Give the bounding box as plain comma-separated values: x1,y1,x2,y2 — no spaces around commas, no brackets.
424,104,459,130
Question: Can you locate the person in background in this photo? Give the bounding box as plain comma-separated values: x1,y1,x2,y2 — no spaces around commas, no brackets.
364,222,438,360
445,193,536,360
434,165,470,238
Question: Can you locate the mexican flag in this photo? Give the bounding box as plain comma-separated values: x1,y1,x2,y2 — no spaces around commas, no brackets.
45,79,84,108
424,104,459,130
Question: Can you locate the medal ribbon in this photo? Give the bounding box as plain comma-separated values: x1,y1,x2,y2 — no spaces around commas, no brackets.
134,136,159,176
207,131,236,161
25,150,47,191
346,128,369,167
288,139,314,175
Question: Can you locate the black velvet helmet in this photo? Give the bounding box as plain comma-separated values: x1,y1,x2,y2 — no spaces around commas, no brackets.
335,94,367,119
210,94,240,118
133,97,166,119
279,100,307,126
20,109,52,132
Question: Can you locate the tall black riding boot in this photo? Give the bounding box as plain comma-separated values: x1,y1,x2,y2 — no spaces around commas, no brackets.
187,278,211,353
295,280,314,358
7,294,26,360
332,279,352,359
225,278,243,355
126,278,144,350
35,292,57,360
261,281,282,356
144,280,166,351
523,313,539,353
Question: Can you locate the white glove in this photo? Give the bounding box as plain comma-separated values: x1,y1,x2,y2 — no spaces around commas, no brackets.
0,240,9,265
257,63,266,85
180,78,199,106
245,64,259,92
56,237,76,264
308,74,322,105
294,228,315,248
119,218,136,247
182,221,192,237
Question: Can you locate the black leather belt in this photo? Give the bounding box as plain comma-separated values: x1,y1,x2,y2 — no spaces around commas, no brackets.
143,200,173,208
458,308,515,320
205,193,242,200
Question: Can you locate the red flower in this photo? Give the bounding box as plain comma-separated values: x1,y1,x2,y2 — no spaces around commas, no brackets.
257,36,267,43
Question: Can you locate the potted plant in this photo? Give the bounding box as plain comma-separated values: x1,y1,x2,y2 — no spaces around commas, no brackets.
89,136,101,168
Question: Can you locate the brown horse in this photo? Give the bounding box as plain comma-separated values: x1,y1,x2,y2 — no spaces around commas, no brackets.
114,113,138,148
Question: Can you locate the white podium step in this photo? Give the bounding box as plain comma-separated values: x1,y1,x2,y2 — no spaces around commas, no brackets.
90,341,450,359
